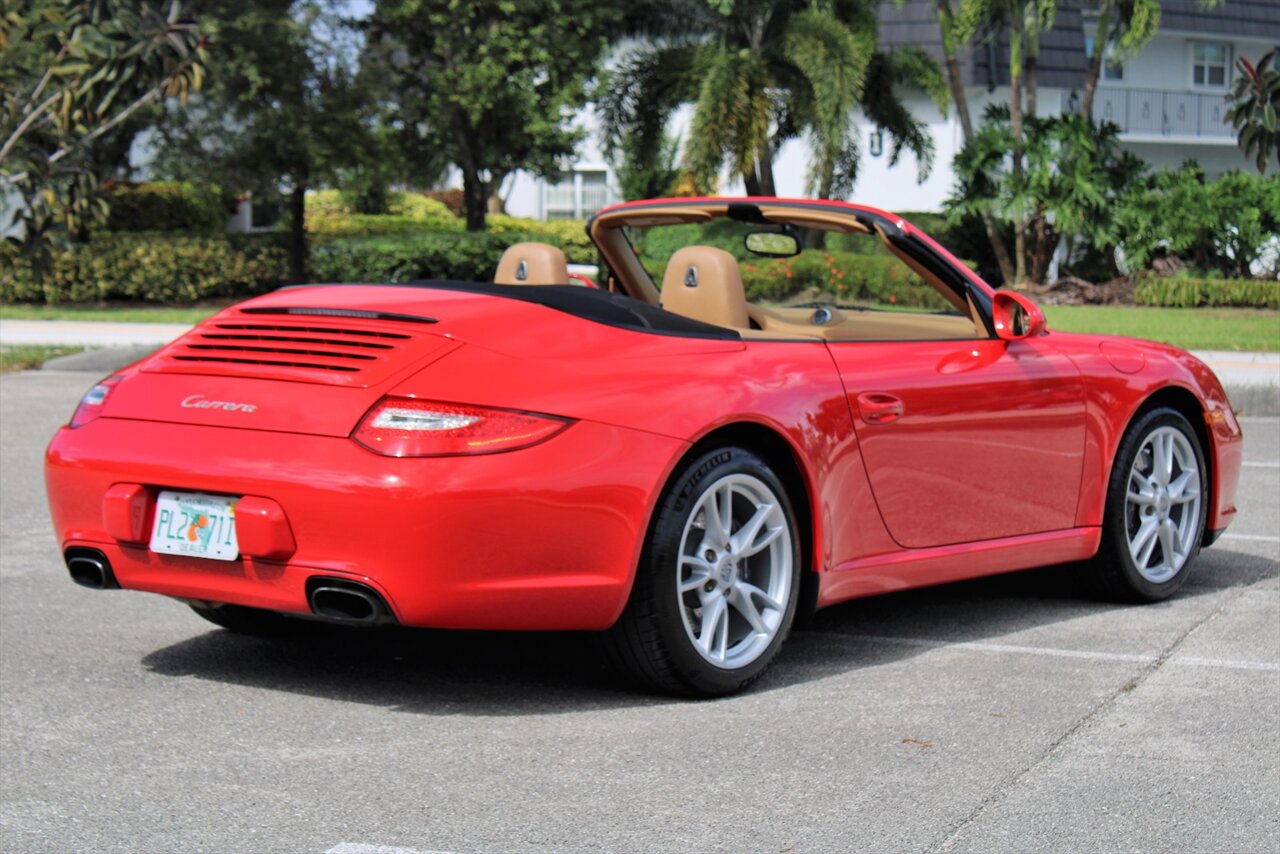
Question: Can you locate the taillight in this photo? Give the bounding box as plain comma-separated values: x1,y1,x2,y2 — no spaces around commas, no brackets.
69,376,122,428
352,397,573,457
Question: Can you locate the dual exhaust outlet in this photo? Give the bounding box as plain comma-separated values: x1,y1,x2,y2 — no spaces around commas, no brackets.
64,548,394,625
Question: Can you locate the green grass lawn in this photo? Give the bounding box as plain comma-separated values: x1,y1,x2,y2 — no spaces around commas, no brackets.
0,303,228,324
1043,305,1280,352
3,301,1277,352
0,345,84,373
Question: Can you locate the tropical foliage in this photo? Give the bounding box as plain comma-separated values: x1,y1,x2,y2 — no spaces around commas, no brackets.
949,108,1145,285
599,0,946,201
1112,166,1280,279
0,0,206,271
1226,46,1280,174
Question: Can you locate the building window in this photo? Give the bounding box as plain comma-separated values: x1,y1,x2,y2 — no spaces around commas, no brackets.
1084,35,1124,81
1192,42,1231,88
542,169,610,220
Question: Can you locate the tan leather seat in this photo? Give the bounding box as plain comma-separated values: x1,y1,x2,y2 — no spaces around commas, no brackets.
660,246,750,329
494,242,571,285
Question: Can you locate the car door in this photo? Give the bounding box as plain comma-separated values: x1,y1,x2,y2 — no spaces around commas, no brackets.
827,335,1087,549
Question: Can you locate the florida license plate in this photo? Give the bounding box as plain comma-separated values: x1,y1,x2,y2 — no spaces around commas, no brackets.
149,491,240,561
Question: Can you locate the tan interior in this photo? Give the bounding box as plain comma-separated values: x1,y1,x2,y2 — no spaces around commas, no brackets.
745,304,980,341
660,246,752,330
756,206,872,234
584,201,992,342
494,242,571,286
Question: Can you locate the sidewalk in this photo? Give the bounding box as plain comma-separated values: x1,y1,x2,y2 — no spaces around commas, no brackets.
3,317,1277,413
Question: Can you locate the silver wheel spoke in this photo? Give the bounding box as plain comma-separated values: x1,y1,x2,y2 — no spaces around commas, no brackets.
704,486,731,547
680,555,712,592
1159,518,1179,565
1128,485,1156,507
1169,470,1200,504
729,585,768,634
737,580,783,613
697,597,727,657
1156,432,1175,485
730,503,774,556
1131,517,1159,568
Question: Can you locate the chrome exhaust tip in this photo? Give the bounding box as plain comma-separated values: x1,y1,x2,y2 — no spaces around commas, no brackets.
65,547,119,590
305,577,393,625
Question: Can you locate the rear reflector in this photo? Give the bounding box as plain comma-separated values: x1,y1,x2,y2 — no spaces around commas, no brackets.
352,397,572,457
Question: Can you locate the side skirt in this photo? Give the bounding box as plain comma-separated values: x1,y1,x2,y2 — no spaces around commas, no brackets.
818,527,1101,606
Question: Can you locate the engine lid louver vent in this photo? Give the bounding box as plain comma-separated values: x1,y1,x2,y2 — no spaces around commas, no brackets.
143,316,446,387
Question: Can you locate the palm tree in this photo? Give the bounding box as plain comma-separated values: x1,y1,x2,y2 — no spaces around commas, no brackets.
598,0,947,200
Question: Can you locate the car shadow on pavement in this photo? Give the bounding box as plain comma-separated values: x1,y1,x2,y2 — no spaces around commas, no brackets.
141,547,1276,713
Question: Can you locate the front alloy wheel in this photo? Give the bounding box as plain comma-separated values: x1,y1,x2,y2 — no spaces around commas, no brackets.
1088,407,1208,601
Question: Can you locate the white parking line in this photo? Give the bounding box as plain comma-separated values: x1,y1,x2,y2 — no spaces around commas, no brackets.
1242,461,1280,469
1221,533,1280,543
327,845,462,854
840,634,1279,672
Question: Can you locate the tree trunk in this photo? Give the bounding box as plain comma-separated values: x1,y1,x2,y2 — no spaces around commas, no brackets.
1080,0,1114,120
1009,21,1027,287
287,183,308,284
743,170,762,196
937,0,1015,285
756,149,776,197
454,124,487,232
1025,54,1038,117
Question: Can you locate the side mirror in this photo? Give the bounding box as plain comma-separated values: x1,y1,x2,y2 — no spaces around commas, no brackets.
992,290,1046,340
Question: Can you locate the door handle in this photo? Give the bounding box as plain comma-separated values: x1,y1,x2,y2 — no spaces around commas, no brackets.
856,392,905,424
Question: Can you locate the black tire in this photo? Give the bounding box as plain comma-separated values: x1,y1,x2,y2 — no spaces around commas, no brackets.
1086,407,1208,602
604,447,802,697
189,602,299,636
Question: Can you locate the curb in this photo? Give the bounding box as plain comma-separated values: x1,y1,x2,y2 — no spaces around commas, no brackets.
1224,385,1280,418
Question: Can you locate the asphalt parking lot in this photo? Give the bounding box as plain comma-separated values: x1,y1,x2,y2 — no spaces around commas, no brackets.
1,370,1276,854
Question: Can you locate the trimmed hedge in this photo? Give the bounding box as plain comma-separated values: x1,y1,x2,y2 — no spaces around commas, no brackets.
2,233,288,304
1134,276,1279,308
306,189,462,236
310,233,522,283
486,215,594,263
106,182,224,233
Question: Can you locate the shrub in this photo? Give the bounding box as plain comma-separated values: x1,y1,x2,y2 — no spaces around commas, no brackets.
387,193,459,227
105,182,224,233
425,188,466,218
306,190,463,237
1115,167,1280,277
486,215,594,263
740,250,951,310
1134,276,1280,308
311,233,524,283
1,233,288,304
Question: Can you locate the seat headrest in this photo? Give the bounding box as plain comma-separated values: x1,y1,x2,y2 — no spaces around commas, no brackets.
494,242,570,286
660,246,750,330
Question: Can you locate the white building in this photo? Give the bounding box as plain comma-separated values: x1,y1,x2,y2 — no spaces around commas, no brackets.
504,0,1279,218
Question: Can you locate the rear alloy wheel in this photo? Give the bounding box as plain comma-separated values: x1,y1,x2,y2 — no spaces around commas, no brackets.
605,447,801,696
1088,407,1208,601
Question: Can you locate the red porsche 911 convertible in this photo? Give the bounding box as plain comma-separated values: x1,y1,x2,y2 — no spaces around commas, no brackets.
45,197,1243,696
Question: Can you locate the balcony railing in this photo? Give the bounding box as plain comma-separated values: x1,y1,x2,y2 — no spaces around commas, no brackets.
1067,87,1234,139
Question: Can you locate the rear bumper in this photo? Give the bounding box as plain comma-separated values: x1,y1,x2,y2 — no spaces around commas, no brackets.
46,418,685,630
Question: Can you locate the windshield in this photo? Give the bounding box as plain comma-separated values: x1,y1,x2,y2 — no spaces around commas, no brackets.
625,220,962,316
